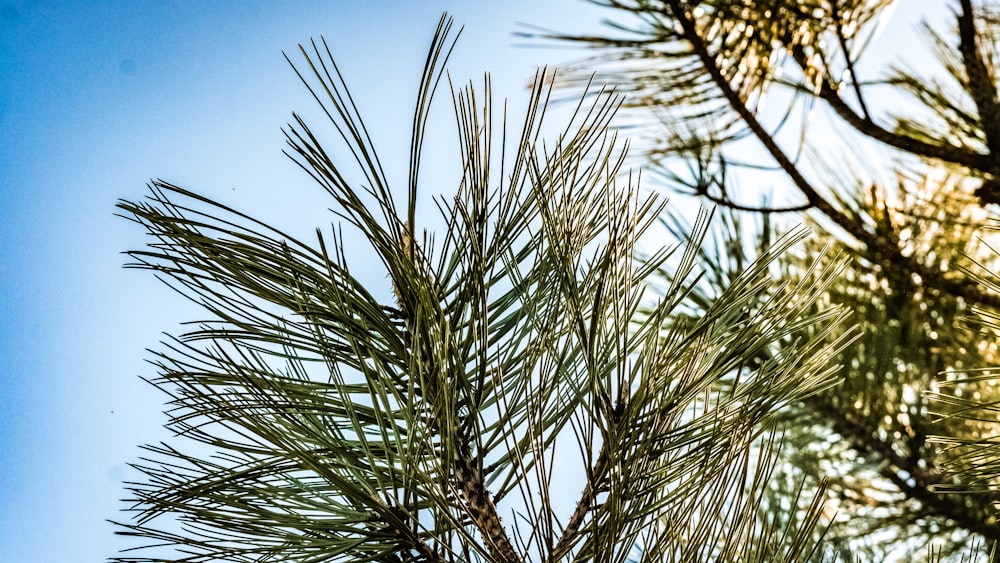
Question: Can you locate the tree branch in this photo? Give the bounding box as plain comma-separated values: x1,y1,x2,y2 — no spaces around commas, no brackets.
781,20,995,174
958,0,1000,171
397,232,522,563
548,447,609,561
665,0,1000,312
454,453,522,563
665,2,830,213
381,501,449,563
812,71,992,170
830,0,871,121
667,7,1000,533
694,184,813,213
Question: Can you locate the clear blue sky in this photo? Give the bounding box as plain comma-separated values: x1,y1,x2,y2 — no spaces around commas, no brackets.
0,1,610,560
0,1,946,561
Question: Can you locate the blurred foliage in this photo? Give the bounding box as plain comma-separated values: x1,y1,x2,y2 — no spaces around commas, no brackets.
537,0,1000,560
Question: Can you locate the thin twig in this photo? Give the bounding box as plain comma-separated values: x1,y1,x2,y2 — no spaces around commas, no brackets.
549,447,609,561
831,0,871,121
811,61,992,171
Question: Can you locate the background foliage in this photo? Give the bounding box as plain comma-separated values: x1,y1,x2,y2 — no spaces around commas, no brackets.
539,0,1000,560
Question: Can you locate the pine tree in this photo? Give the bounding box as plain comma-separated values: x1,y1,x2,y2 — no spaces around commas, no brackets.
538,0,1000,559
111,13,862,563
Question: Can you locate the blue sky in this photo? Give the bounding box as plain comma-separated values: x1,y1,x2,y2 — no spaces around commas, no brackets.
0,1,611,560
0,1,948,561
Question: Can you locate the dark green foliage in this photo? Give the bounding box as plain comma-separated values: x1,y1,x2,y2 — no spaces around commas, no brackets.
112,14,860,563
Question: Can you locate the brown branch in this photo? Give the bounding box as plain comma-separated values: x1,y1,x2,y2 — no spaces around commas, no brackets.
395,231,521,563
665,2,829,213
382,502,449,563
830,0,871,121
358,488,448,563
814,61,992,170
549,448,609,561
696,185,812,213
958,0,1000,169
665,8,1000,536
454,453,522,563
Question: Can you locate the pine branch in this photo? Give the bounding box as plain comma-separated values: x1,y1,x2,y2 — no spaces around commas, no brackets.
542,2,1000,558
548,447,608,561
112,8,890,562
812,74,992,170
959,0,1000,171
662,2,826,211
664,0,1000,315
695,184,813,213
395,225,522,563
830,0,871,121
454,455,521,563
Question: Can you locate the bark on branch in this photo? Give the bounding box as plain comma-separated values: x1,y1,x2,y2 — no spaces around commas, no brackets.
959,0,1000,168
